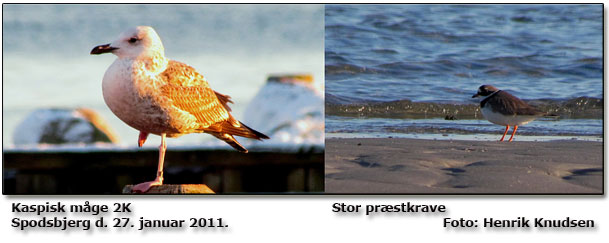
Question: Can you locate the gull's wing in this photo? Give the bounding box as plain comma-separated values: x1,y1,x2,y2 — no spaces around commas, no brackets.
159,60,238,129
158,60,268,152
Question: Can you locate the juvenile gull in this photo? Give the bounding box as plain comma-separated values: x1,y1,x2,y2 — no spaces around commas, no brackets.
91,26,269,193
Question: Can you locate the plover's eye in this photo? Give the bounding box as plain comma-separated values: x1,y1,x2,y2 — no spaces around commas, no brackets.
128,37,138,44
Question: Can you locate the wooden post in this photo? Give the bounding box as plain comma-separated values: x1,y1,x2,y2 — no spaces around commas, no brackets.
122,184,215,194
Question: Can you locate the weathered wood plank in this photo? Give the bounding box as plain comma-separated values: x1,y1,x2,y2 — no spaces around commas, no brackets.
122,184,215,194
3,149,324,194
3,149,323,169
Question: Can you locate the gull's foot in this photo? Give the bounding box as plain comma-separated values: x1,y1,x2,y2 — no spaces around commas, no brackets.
131,178,163,193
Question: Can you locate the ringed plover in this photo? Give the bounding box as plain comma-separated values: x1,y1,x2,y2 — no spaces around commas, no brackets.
472,85,543,142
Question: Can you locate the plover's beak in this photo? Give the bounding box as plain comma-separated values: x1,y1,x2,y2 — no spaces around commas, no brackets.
472,93,480,98
90,43,118,55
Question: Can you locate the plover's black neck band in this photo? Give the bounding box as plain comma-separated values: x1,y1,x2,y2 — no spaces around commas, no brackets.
480,90,501,108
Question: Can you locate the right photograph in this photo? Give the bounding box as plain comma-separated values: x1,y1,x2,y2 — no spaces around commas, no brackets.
324,4,603,194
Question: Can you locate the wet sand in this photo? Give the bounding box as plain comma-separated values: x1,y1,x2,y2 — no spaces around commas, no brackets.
325,138,603,194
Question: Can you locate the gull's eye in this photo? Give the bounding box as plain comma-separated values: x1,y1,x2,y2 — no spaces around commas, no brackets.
128,37,138,44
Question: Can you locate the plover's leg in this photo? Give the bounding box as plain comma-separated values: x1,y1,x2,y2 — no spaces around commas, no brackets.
499,125,510,141
138,131,149,147
508,125,518,142
132,133,167,193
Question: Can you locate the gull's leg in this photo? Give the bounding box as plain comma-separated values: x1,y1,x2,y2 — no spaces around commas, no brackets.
132,133,167,193
156,133,167,184
499,125,510,142
508,125,518,142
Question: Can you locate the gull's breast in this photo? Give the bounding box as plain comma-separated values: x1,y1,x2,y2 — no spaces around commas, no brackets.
101,59,195,136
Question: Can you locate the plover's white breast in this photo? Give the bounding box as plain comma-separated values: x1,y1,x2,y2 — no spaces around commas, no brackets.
481,105,538,126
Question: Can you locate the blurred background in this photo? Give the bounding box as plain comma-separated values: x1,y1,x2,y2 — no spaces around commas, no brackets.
2,4,324,194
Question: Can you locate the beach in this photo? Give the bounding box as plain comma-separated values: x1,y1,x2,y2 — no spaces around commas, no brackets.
325,138,602,194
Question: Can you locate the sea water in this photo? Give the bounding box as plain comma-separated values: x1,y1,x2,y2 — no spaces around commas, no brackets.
325,4,602,139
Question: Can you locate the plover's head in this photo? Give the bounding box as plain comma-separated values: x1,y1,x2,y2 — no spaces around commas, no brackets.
472,85,499,98
91,26,165,59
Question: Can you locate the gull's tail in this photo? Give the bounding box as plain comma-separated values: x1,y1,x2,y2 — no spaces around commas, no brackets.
207,122,269,153
210,132,249,153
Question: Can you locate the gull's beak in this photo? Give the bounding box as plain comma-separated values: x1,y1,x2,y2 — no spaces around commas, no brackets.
90,44,118,55
472,93,480,98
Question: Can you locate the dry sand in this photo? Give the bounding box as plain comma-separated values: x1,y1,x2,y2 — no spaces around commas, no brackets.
325,138,603,194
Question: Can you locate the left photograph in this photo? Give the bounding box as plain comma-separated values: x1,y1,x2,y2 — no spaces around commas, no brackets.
2,4,325,194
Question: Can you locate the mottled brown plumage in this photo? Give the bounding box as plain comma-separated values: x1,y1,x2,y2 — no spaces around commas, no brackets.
158,60,268,151
91,26,268,192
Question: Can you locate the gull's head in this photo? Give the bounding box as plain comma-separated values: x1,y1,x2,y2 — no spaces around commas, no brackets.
91,26,165,59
